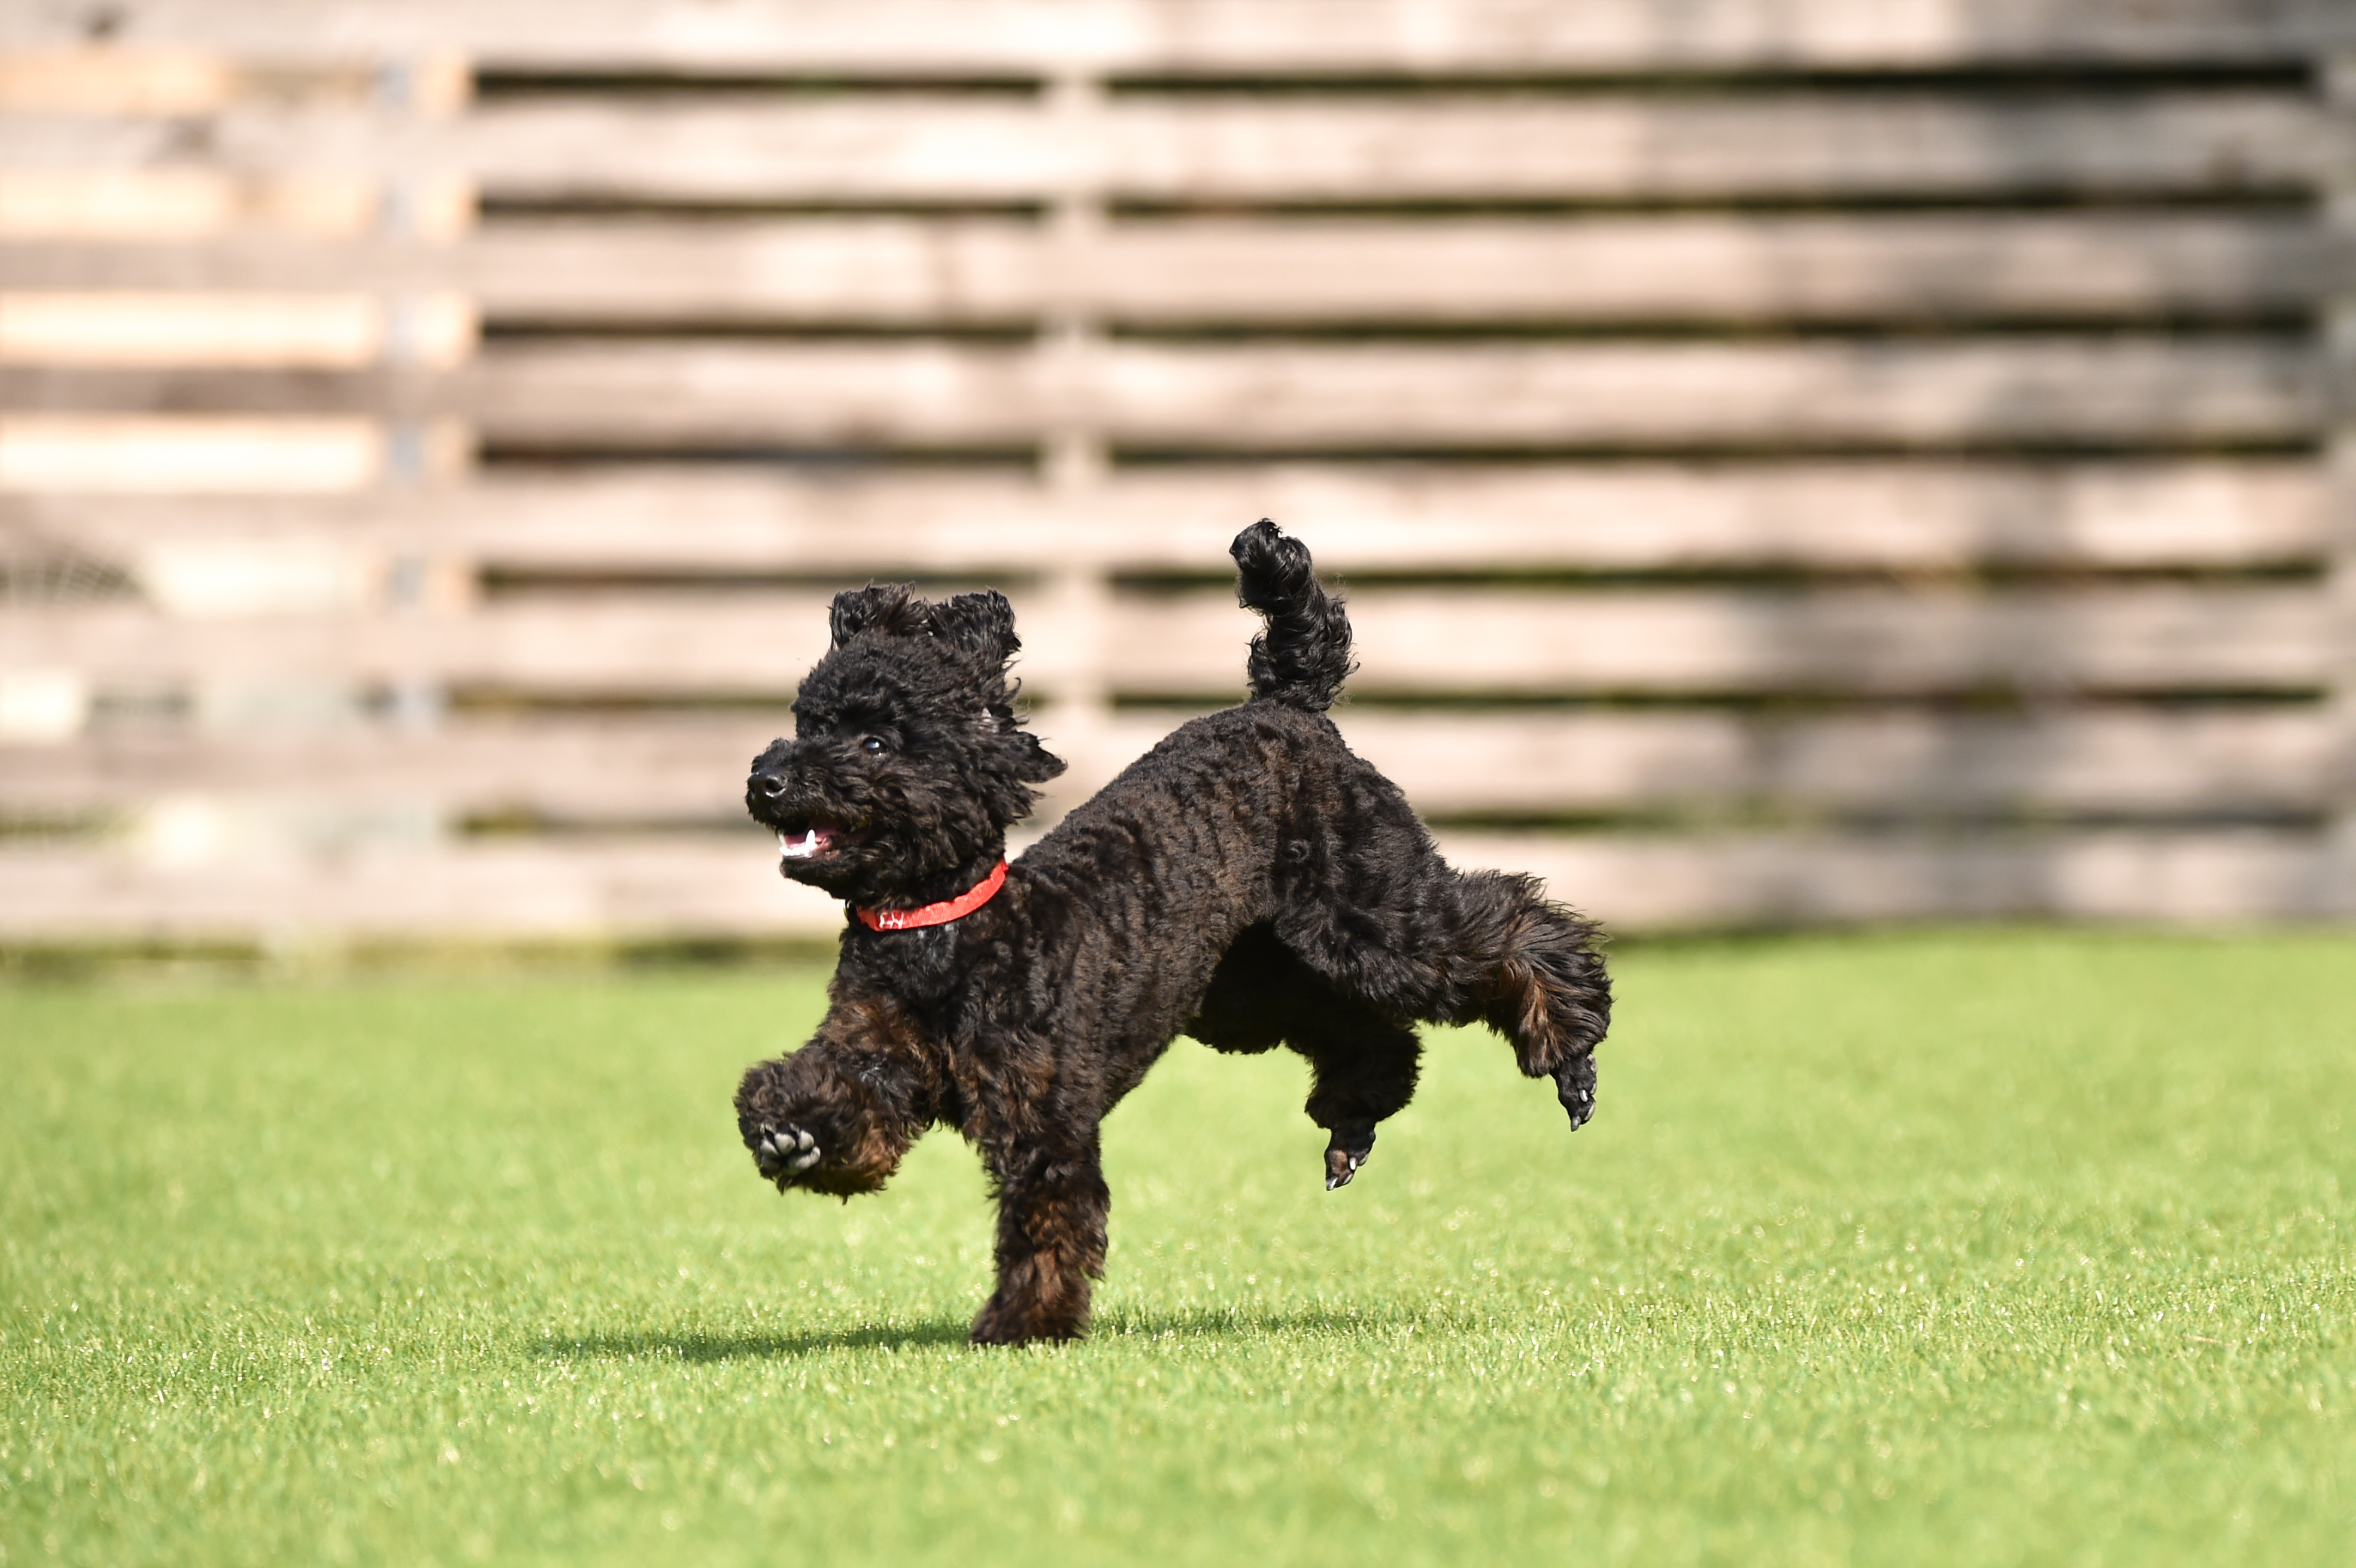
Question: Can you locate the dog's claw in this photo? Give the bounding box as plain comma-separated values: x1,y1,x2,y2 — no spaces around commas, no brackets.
1322,1139,1370,1191
1555,1055,1598,1132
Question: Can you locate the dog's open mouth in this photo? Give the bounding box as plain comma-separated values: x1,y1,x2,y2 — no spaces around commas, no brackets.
776,819,871,863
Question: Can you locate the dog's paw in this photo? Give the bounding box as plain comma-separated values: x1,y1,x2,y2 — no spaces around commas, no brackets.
1323,1130,1374,1191
969,1293,1085,1347
752,1123,822,1187
1554,1053,1597,1131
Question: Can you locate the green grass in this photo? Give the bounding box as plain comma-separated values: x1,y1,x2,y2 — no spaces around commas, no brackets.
3,929,2351,1567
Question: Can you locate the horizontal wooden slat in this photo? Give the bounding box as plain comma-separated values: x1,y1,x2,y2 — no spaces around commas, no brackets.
0,715,784,817
11,215,2328,321
0,292,475,366
4,94,2321,199
0,827,2336,941
14,341,2261,445
0,593,837,692
1337,707,2337,818
0,170,382,239
463,338,2320,449
0,415,387,491
0,834,845,939
2,2,2343,69
465,93,2328,202
490,214,2333,323
5,461,2326,571
0,51,386,113
0,707,2330,822
2,585,2327,698
1455,828,2346,926
1106,584,2330,696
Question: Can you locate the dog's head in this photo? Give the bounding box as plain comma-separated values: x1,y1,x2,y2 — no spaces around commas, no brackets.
746,585,1065,905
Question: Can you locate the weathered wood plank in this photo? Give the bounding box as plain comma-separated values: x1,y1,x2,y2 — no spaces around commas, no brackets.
0,415,387,490
3,585,2327,697
0,827,2328,941
0,592,842,692
23,338,2314,447
1071,215,2337,324
10,215,2326,321
2,95,2320,200
0,715,789,818
0,834,846,939
452,338,2319,449
10,461,2325,570
1104,584,2330,696
464,93,2328,202
0,292,473,366
0,170,381,239
0,707,2329,821
1443,827,2336,926
1334,707,2336,818
2,1,2343,69
0,50,381,113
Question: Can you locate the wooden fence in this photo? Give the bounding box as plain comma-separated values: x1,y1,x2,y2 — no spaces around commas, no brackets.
2,0,2352,942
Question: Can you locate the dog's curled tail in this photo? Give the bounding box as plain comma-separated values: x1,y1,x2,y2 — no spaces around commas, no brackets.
1231,519,1355,711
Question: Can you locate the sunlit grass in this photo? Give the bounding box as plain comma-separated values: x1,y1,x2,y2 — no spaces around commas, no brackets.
3,929,2351,1566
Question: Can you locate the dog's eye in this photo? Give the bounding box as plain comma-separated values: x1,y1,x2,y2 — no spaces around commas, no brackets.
860,736,888,755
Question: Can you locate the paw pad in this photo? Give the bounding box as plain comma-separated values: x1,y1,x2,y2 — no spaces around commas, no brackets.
753,1123,822,1186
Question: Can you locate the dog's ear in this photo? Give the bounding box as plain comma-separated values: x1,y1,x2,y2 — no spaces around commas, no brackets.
927,590,1021,670
829,584,927,648
1009,731,1067,784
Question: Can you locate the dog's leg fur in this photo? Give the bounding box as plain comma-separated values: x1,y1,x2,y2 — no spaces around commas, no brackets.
1292,1006,1422,1189
1186,923,1421,1187
1183,923,1293,1057
734,997,937,1199
1449,868,1611,1129
1269,815,1611,1133
970,1132,1110,1344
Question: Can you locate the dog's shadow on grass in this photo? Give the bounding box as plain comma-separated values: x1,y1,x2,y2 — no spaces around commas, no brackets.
536,1321,973,1363
536,1306,1411,1363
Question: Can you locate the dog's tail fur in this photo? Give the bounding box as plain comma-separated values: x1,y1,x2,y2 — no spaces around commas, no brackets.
1232,519,1355,711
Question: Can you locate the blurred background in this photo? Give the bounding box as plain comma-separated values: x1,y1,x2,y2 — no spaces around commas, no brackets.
1,0,2351,955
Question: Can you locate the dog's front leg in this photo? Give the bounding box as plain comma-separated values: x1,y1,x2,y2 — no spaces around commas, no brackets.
735,998,936,1199
970,1133,1109,1345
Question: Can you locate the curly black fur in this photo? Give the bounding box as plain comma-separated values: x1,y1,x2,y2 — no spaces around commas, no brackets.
735,519,1610,1345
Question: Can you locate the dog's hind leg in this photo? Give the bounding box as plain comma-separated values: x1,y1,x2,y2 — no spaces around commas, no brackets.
1273,855,1609,1132
1188,924,1423,1188
1290,1005,1422,1190
1448,868,1611,1129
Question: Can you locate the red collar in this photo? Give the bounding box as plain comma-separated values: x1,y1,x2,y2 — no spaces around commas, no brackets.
855,859,1009,932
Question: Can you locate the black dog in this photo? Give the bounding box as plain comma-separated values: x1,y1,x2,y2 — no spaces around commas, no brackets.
736,522,1610,1345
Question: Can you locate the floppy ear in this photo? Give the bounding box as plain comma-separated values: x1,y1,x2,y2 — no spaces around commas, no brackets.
829,584,927,648
927,590,1021,671
1009,730,1067,784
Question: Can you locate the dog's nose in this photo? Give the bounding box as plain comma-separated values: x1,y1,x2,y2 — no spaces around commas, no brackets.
751,770,788,798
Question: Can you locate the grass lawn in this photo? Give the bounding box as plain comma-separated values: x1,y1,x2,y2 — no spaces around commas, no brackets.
3,928,2351,1566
